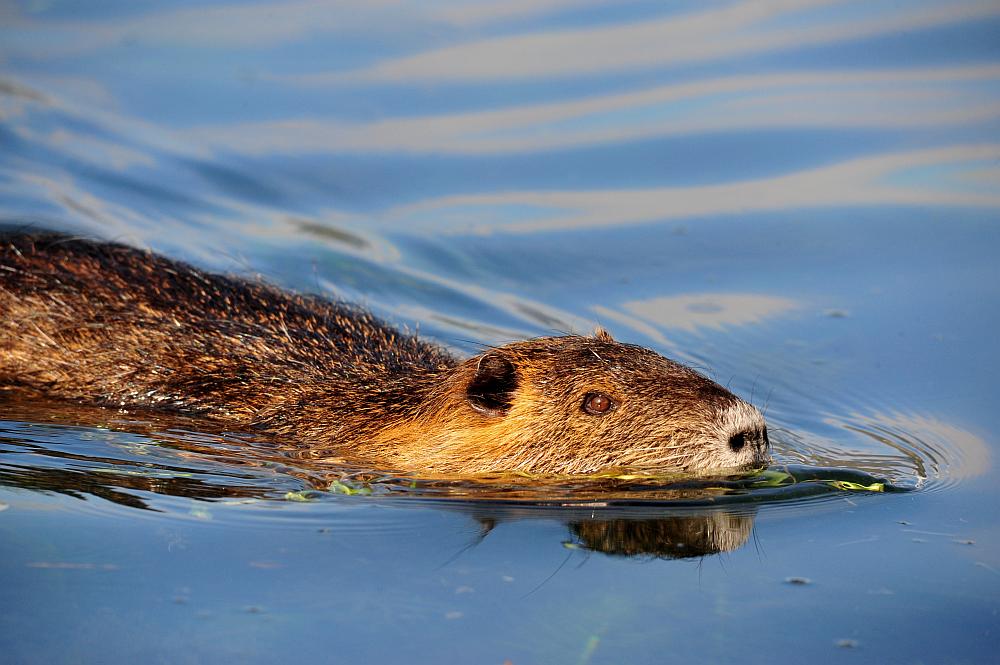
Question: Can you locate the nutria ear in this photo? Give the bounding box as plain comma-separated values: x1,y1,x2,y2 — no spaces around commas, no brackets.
594,326,614,342
466,352,518,417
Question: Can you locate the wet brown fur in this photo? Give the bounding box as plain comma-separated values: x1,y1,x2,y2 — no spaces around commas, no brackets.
0,232,769,475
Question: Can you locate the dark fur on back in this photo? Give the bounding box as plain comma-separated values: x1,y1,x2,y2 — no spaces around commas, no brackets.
0,232,769,475
0,233,451,441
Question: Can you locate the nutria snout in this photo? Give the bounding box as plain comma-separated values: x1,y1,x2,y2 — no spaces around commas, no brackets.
0,232,770,476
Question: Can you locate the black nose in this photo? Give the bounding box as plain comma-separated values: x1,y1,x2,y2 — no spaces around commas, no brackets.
729,428,768,454
728,432,747,453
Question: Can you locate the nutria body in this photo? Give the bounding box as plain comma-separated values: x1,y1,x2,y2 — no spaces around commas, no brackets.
0,232,769,475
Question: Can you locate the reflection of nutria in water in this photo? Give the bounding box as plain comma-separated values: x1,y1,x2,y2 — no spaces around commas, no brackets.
0,233,769,475
570,513,755,558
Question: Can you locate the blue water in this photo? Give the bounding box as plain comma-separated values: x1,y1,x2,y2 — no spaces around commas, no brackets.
1,2,999,663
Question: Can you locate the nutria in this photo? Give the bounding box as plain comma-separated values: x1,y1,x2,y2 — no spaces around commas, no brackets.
0,232,770,476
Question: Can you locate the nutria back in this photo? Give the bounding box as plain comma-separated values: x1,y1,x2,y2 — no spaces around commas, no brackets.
0,232,769,475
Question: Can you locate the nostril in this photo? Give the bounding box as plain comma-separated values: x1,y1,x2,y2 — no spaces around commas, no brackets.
728,432,747,453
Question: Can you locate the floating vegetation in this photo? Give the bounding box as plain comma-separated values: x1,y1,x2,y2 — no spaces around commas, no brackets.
301,464,899,506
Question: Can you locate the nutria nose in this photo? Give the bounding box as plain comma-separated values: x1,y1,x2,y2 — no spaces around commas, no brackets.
728,428,767,454
716,401,770,467
728,431,747,453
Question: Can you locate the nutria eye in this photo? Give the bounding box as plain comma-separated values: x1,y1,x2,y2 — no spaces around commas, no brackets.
582,392,614,415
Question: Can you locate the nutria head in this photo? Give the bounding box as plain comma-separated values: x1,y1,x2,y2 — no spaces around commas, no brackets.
373,329,769,475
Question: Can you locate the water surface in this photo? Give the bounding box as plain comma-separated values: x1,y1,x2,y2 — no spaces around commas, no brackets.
1,2,999,663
